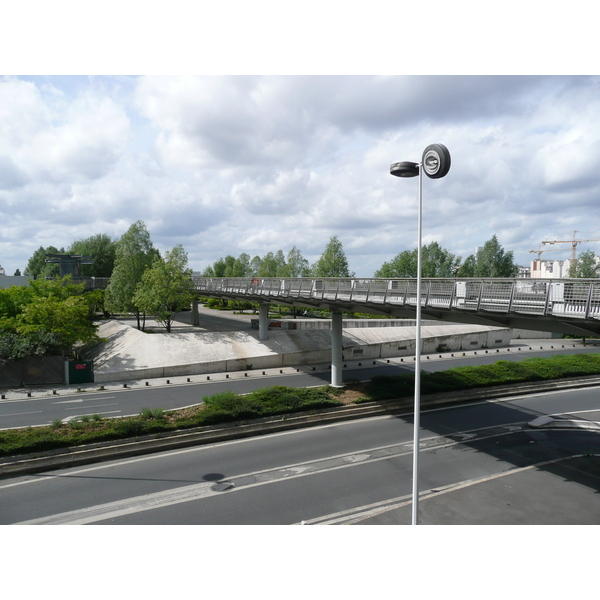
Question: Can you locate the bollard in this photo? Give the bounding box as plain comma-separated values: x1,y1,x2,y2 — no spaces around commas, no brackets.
226,374,229,379
166,380,171,384
53,390,57,395
123,383,127,388
207,376,210,380
245,373,248,377
263,371,266,375
1,394,4,399
145,382,149,386
187,378,191,382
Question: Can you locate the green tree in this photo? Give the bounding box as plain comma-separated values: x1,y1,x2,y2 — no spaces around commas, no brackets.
24,245,64,279
456,254,476,277
313,236,354,277
230,253,251,277
375,242,460,278
258,252,280,277
570,249,600,278
282,246,311,277
249,255,262,276
456,235,517,277
17,295,100,358
467,235,518,277
105,221,158,329
69,233,117,277
0,276,99,361
133,244,195,333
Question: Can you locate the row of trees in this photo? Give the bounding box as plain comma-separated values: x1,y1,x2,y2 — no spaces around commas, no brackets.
203,236,355,279
374,235,519,278
22,228,600,286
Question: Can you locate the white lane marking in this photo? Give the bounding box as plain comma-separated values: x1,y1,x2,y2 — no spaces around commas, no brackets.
52,400,83,404
11,430,520,525
1,411,43,417
50,396,116,404
61,403,118,411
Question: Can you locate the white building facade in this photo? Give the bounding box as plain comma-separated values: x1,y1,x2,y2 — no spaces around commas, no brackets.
530,259,572,279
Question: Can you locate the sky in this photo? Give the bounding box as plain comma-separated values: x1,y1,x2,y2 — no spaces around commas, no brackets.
2,5,599,280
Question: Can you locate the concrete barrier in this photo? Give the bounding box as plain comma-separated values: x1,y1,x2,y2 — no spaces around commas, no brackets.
91,324,512,383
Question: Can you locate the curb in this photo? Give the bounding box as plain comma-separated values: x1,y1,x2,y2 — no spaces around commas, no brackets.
2,375,600,477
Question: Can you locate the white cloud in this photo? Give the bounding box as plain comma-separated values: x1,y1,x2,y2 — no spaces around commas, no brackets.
3,75,600,277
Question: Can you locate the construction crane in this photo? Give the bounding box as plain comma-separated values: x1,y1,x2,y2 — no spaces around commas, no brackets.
528,246,567,259
541,230,600,263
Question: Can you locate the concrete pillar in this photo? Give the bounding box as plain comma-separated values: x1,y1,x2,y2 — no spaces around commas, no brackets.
331,310,343,387
191,299,200,327
259,303,269,340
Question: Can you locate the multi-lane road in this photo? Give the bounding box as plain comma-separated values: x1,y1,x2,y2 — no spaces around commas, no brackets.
1,378,599,525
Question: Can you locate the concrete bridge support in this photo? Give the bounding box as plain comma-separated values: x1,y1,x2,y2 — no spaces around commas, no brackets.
191,299,200,327
258,304,269,341
331,310,343,387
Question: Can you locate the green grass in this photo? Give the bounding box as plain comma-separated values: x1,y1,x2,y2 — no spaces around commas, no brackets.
0,385,344,458
360,353,600,402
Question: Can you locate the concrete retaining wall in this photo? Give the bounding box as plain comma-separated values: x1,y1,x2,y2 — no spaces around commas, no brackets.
92,325,512,383
251,318,440,330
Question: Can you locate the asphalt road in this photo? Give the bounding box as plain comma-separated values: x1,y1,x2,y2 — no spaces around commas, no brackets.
1,385,598,524
3,343,600,429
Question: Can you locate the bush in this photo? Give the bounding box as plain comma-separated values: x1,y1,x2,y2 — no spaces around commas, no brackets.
140,407,165,420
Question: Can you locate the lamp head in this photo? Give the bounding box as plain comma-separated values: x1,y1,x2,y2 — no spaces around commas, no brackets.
390,161,419,178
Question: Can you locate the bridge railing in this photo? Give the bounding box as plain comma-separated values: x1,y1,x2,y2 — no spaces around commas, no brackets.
191,277,600,322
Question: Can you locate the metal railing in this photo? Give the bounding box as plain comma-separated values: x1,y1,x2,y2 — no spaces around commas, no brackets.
191,276,600,322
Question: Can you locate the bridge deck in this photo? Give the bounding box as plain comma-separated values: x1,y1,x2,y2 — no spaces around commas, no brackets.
192,277,600,337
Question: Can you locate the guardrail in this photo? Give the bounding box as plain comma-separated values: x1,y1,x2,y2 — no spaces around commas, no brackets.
192,276,600,327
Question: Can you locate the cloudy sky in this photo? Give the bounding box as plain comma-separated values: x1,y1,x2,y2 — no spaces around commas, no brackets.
2,7,598,278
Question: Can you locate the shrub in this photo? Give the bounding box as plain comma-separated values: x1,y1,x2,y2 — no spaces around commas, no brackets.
140,407,164,420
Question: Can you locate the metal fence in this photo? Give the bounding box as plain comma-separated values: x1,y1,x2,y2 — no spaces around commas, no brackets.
0,355,65,387
192,276,600,322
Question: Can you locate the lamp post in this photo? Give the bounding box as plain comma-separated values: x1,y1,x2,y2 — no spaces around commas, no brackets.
390,144,451,525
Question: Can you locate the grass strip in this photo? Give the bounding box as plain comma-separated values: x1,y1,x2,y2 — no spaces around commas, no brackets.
361,353,600,402
0,385,344,458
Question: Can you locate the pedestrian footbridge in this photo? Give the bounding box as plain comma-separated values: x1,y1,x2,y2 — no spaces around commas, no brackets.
193,277,600,338
192,277,600,386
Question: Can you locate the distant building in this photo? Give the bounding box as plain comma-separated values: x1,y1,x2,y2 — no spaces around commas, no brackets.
0,275,32,289
0,264,5,276
531,259,572,279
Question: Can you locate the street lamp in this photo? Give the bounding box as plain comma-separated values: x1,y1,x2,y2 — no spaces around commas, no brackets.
390,143,451,525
